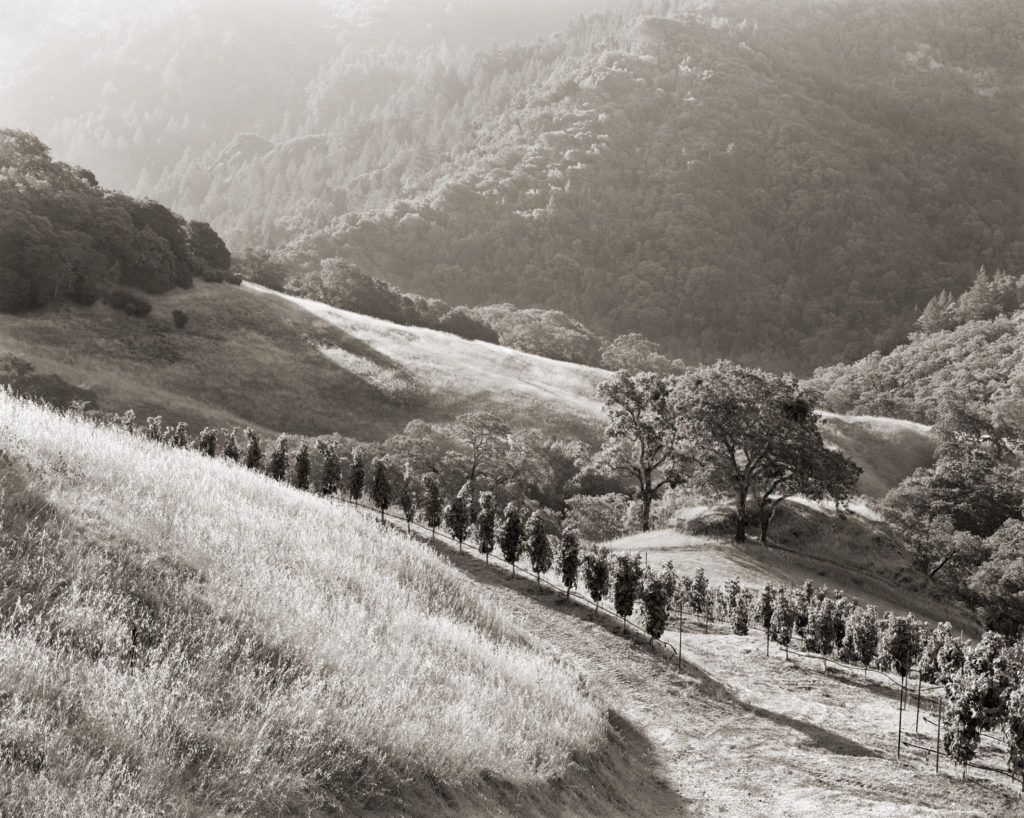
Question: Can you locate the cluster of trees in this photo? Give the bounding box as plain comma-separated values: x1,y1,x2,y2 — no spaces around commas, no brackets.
594,364,860,539
238,249,683,368
0,130,234,314
811,269,1024,423
810,270,1024,636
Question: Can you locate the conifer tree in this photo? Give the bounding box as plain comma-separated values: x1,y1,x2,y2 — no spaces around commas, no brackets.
244,427,263,471
317,442,342,496
349,449,366,502
370,458,392,524
197,427,217,457
557,527,581,599
497,502,523,575
612,553,643,632
171,421,189,448
422,474,443,539
582,547,611,612
223,428,240,462
267,434,288,481
399,464,416,533
476,491,496,562
293,440,311,490
528,515,552,585
755,583,775,656
443,482,471,550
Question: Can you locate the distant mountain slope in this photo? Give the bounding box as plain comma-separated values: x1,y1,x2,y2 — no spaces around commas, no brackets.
4,0,1022,371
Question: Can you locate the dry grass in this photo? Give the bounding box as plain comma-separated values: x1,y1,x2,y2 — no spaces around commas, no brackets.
607,503,980,634
819,411,936,499
0,393,603,815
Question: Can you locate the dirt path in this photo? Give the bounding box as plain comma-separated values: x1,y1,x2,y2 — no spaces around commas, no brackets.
428,542,1019,817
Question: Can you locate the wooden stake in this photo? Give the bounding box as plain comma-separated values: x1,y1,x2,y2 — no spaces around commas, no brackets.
936,698,942,774
897,678,904,759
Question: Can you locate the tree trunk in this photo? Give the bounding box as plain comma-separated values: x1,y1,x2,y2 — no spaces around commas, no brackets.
641,489,653,532
735,490,747,542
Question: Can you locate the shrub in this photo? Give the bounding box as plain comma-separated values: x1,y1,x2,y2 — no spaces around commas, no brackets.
497,503,523,575
244,428,263,471
293,441,311,490
732,594,750,635
399,464,417,533
557,527,581,598
476,491,496,562
443,482,471,549
422,474,443,538
348,449,366,502
267,435,288,481
581,547,611,612
317,442,342,496
370,458,392,524
612,553,643,630
172,309,189,329
223,428,240,462
197,427,217,457
104,287,152,317
524,512,553,584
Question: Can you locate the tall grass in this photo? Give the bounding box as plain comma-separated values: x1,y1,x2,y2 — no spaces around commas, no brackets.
0,393,603,815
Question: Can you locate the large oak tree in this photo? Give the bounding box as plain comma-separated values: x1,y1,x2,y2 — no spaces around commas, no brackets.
674,362,860,543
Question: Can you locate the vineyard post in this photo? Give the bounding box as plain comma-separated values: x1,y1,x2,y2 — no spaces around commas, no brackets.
936,698,941,774
897,679,904,759
678,595,683,672
915,670,923,732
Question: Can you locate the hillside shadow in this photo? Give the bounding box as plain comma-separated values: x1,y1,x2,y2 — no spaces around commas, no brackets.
416,532,881,763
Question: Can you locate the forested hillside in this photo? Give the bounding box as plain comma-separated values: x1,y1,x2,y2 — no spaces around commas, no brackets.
4,0,1022,370
0,129,232,312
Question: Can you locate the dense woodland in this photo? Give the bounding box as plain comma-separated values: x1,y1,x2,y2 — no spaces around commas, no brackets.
812,269,1024,637
0,129,234,314
3,0,1022,371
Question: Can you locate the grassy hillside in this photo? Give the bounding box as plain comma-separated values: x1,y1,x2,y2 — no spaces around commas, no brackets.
818,412,936,499
607,502,979,635
0,281,606,442
0,392,616,814
1,281,934,498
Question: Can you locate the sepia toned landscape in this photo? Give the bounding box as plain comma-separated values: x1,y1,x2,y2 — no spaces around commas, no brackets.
2,1,1023,815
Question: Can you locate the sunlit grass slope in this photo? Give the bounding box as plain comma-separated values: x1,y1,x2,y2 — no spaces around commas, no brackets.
0,393,603,815
0,281,605,442
819,411,935,499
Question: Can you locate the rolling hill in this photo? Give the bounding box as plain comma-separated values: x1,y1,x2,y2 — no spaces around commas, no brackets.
1,280,935,498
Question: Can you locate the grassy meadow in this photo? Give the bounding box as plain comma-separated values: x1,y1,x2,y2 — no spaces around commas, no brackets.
0,393,605,815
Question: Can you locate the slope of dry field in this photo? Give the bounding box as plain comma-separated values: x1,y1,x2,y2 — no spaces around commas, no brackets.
409,528,1019,817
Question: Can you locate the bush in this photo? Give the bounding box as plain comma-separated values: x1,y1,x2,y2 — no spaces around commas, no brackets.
104,287,152,317
172,309,189,329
